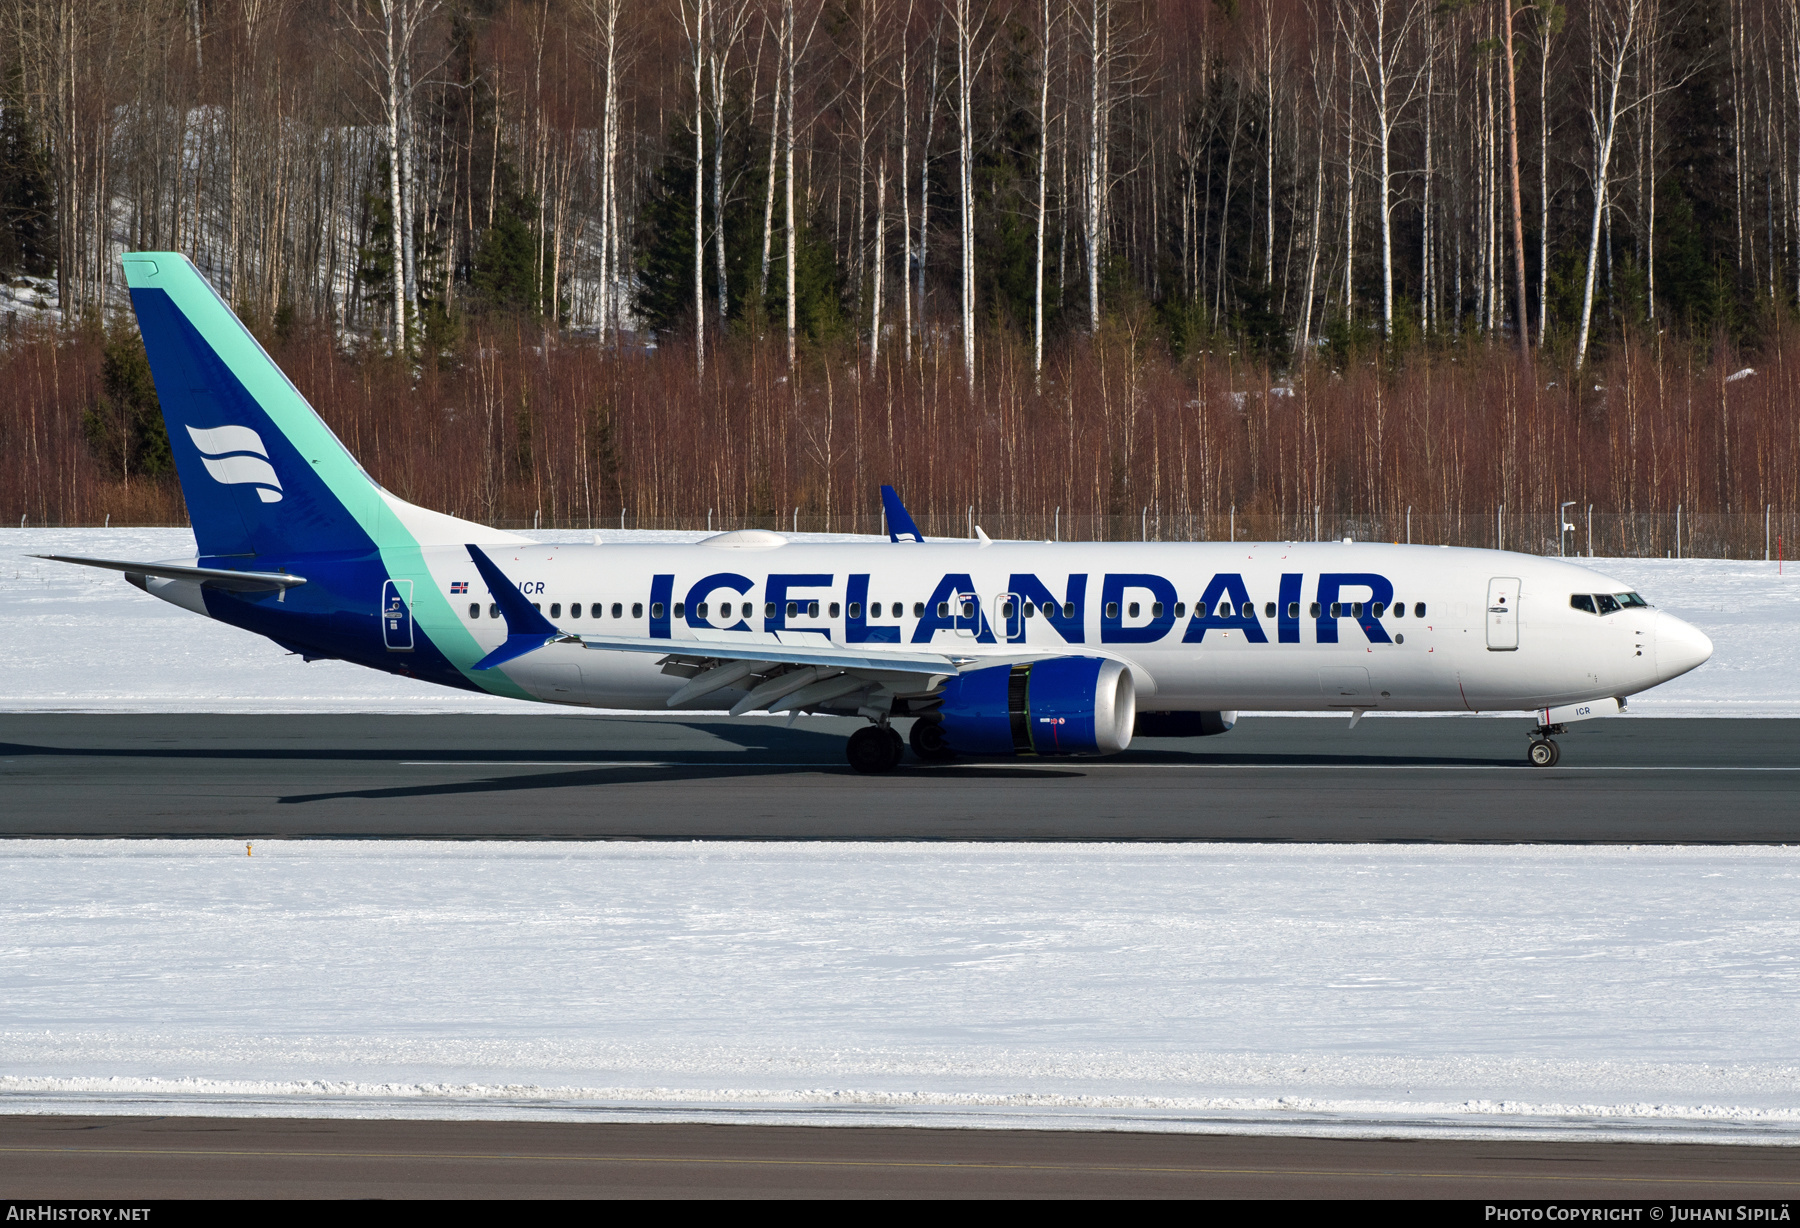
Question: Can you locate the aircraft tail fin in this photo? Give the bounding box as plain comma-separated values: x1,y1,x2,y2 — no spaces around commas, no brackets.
881,485,925,543
122,252,519,559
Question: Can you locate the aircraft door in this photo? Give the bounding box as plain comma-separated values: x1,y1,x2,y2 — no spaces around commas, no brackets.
383,579,414,651
994,591,1023,642
1486,577,1520,651
952,590,981,638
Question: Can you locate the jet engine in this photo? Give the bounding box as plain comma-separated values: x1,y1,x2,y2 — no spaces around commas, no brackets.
927,656,1136,757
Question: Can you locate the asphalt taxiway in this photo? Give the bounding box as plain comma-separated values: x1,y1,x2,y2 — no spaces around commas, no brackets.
2,713,1794,840
2,1115,1797,1199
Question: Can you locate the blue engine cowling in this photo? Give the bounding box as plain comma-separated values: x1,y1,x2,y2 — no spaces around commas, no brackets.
932,656,1136,756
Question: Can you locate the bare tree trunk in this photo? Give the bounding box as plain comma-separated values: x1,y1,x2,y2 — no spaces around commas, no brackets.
1575,0,1643,372
785,0,796,369
684,0,709,378
901,4,914,364
1034,0,1051,379
759,12,782,301
871,162,887,374
954,0,979,389
1502,0,1529,354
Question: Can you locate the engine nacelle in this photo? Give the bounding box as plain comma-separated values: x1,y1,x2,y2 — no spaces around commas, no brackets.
1134,710,1238,738
933,656,1136,757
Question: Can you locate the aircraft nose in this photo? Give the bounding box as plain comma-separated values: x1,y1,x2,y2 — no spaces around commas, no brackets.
1655,612,1713,681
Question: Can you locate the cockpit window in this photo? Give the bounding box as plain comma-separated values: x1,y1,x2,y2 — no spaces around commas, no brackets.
1570,594,1597,614
1617,592,1651,609
1595,593,1622,614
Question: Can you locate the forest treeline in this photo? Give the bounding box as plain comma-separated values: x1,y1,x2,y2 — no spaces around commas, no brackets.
1,0,1798,534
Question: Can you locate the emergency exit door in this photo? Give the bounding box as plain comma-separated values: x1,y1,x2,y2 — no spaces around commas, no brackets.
1486,577,1520,651
383,579,414,651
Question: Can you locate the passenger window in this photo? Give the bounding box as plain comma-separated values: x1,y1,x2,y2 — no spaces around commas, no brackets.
1413,602,1426,618
611,602,623,619
787,601,799,618
468,603,480,620
632,602,644,618
1371,602,1385,618
937,601,949,617
1329,602,1341,618
1024,602,1036,618
1128,602,1141,618
1174,602,1186,618
1264,602,1276,618
915,601,926,617
550,603,562,619
1595,594,1621,614
765,602,776,618
697,602,709,618
532,603,541,613
1309,602,1320,618
849,602,861,618
1288,602,1300,619
649,603,662,619
829,602,840,618
491,604,501,618
571,603,582,618
743,602,754,618
1571,594,1597,614
1106,602,1119,619
808,601,820,618
960,600,974,618
1003,600,1016,618
1062,602,1074,618
1152,602,1165,618
1240,602,1253,618
1393,601,1405,617
673,602,684,618
1352,602,1363,618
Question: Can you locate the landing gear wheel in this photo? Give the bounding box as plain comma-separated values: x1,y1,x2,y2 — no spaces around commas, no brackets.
883,726,906,768
1527,738,1560,767
909,718,956,762
847,726,899,774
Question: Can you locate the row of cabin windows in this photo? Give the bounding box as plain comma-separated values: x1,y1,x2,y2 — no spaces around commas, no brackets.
1096,599,1429,620
1570,592,1651,615
467,596,1429,624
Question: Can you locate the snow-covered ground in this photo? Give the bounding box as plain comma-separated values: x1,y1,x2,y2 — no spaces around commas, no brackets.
2,840,1796,1141
5,527,1796,716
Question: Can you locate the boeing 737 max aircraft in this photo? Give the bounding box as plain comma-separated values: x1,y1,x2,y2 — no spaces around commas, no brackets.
39,254,1713,771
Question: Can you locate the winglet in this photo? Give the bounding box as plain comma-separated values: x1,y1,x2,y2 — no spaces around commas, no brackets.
466,543,562,670
880,485,924,543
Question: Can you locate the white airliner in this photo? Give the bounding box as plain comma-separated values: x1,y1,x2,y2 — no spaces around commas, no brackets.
39,253,1713,771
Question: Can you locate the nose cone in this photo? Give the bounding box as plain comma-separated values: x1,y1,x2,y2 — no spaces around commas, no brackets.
1655,612,1714,682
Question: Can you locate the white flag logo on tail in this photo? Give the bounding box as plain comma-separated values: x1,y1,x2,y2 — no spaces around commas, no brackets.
186,424,283,503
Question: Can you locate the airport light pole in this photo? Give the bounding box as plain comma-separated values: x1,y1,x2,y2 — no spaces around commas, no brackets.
1559,501,1577,557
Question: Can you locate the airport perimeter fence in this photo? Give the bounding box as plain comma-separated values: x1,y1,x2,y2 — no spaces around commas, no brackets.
486,508,1800,560
17,508,1797,559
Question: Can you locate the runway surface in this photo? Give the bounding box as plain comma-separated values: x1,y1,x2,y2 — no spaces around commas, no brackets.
3,1115,1797,1199
2,713,1796,840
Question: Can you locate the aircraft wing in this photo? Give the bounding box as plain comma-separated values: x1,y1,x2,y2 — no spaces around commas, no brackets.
34,554,306,592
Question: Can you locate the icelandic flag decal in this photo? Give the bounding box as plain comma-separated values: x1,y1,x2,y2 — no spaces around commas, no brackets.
451,581,469,594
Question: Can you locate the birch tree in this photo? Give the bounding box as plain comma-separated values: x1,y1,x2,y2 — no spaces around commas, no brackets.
1573,0,1642,371
1339,0,1428,336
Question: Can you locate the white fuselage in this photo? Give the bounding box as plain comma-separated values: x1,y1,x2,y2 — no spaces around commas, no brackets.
418,537,1710,714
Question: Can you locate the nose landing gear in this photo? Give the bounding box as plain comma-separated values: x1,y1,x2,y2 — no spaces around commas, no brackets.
1526,721,1566,767
846,723,906,774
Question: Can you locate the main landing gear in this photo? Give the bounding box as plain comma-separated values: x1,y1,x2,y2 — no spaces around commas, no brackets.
1527,722,1567,767
846,724,906,774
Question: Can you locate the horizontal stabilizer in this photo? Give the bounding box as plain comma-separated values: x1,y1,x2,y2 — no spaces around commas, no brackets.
35,554,306,592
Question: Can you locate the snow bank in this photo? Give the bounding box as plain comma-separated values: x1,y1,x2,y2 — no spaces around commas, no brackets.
3,841,1798,1140
4,528,1794,714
